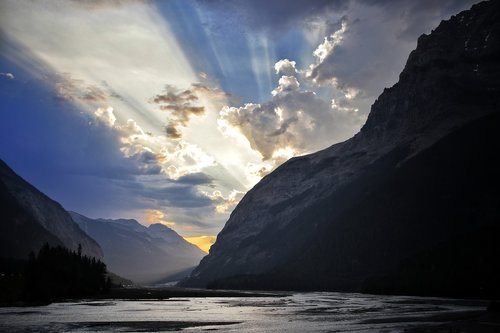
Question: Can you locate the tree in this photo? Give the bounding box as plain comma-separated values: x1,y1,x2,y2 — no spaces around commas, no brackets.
23,243,109,301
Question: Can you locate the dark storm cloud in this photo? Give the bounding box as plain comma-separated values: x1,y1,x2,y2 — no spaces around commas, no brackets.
306,0,478,95
176,172,214,185
199,0,478,31
370,0,482,42
197,0,350,33
165,124,182,139
164,186,213,208
138,184,213,208
126,150,163,175
152,86,199,105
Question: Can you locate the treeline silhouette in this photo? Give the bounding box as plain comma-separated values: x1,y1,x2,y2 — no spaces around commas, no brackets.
1,243,111,304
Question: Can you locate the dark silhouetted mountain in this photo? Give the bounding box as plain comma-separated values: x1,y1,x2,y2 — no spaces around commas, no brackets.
182,1,500,298
0,159,103,260
70,212,206,284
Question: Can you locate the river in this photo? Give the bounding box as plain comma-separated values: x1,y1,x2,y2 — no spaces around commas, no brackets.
0,292,490,332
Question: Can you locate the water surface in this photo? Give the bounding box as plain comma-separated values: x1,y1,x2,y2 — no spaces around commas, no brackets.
0,292,489,332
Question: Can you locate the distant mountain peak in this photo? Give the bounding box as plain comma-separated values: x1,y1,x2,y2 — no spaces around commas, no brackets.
148,223,173,231
98,217,142,226
70,212,205,284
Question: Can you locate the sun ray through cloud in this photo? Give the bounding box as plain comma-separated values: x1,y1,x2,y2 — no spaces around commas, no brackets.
0,0,481,240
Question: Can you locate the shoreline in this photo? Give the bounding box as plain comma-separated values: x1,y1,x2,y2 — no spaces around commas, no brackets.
2,286,498,308
0,286,288,307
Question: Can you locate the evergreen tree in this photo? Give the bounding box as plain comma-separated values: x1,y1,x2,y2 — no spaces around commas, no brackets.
23,243,109,301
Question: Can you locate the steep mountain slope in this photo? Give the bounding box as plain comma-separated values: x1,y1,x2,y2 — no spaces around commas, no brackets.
71,212,205,284
183,1,500,297
207,112,500,297
0,160,103,259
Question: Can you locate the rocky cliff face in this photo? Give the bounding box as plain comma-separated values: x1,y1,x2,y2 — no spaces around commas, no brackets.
0,159,103,259
71,212,205,284
183,1,500,297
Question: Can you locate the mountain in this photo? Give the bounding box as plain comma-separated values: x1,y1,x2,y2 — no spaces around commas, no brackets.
182,1,500,298
70,212,206,284
0,159,103,260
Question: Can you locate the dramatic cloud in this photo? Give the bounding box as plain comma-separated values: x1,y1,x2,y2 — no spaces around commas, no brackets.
54,74,109,103
197,0,350,33
201,0,478,120
176,172,213,186
0,72,15,79
203,189,244,214
0,0,253,238
304,0,478,114
151,84,206,139
307,18,348,85
94,106,117,127
190,83,229,101
219,67,362,161
271,75,300,96
274,59,297,76
1,0,480,239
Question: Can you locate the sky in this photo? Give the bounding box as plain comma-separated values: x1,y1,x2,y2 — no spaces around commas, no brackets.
0,0,478,250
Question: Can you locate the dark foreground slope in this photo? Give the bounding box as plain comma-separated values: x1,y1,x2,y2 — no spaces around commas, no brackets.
0,160,103,259
183,1,500,298
207,111,500,298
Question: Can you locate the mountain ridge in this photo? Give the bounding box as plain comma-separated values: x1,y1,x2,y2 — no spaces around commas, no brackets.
182,0,500,296
0,159,103,259
70,211,206,284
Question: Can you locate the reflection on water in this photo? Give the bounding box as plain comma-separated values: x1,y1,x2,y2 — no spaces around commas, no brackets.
0,292,487,332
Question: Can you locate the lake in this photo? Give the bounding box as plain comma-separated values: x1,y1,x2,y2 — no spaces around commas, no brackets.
0,292,492,332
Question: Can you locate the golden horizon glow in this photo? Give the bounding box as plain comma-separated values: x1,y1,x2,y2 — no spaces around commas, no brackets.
184,235,217,253
145,209,176,228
